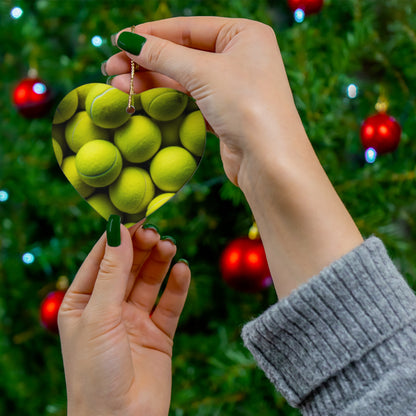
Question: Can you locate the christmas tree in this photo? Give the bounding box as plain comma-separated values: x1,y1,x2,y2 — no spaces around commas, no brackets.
1,0,416,414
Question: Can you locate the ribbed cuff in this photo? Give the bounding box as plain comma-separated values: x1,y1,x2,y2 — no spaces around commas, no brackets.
241,237,416,414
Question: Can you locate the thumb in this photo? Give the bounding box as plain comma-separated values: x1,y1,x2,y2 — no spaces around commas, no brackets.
116,31,208,93
88,215,133,309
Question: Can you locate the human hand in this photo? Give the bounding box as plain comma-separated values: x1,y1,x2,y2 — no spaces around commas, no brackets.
58,217,190,416
104,17,363,299
104,16,304,187
104,17,362,299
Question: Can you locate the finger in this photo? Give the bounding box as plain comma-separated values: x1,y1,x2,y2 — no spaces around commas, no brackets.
128,16,233,52
103,51,133,75
151,261,191,339
109,71,185,95
63,232,107,300
87,223,134,309
124,225,161,298
114,23,218,93
128,238,177,313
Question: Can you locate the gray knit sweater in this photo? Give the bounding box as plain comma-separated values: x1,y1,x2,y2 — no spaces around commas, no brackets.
241,237,416,415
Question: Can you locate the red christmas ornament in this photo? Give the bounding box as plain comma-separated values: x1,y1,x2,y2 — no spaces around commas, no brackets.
13,77,52,118
360,113,401,155
287,0,324,15
40,290,66,333
220,237,272,293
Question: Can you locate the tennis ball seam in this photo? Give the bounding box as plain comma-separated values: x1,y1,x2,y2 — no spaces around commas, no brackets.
89,88,111,117
79,150,121,179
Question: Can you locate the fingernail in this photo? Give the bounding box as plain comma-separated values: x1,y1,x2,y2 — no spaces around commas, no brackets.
100,60,108,76
178,258,189,266
111,33,118,46
117,32,147,55
161,235,176,245
107,215,121,247
106,76,114,85
142,223,159,233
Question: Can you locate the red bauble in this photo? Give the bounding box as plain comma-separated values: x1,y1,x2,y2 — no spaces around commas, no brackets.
220,237,272,293
287,0,324,14
360,113,401,155
13,77,52,118
40,290,66,332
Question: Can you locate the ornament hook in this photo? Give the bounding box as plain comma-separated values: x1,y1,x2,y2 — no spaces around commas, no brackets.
126,25,137,114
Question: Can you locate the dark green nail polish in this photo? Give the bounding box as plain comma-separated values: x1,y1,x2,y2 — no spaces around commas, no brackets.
161,235,176,245
106,76,115,85
117,32,147,55
178,258,189,266
142,223,159,233
107,215,121,247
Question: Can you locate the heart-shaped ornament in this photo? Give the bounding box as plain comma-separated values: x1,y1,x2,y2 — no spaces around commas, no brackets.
52,83,206,226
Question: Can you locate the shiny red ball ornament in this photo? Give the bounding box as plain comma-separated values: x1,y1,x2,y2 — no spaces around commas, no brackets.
360,113,401,155
287,0,324,15
40,290,66,332
13,77,52,118
220,237,272,293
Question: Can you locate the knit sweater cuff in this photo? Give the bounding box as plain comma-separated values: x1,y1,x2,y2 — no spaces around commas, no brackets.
241,237,416,412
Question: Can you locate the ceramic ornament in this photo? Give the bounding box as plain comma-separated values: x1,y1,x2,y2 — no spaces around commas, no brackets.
51,83,206,226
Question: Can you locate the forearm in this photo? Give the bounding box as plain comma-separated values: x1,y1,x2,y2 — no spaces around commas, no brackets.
238,108,363,299
241,237,416,414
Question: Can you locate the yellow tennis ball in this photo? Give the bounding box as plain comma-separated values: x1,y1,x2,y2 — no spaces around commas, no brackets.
52,123,68,160
114,115,162,163
65,111,110,153
85,84,131,128
109,167,155,214
62,156,94,198
53,89,78,124
75,140,122,187
52,139,63,166
179,111,206,156
146,193,175,217
159,117,183,147
150,146,197,192
87,193,121,220
76,83,101,110
141,88,188,121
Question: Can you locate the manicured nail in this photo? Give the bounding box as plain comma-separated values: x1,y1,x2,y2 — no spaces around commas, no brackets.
107,215,121,247
142,223,159,233
106,76,114,85
161,235,176,245
117,32,147,55
178,258,189,266
110,33,118,46
100,60,108,76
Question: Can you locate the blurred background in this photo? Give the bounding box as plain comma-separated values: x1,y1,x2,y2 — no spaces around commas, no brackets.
1,0,416,414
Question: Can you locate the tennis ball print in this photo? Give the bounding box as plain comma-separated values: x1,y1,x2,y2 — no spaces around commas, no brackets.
150,147,197,192
141,88,188,121
65,111,110,153
85,84,132,128
62,156,95,198
109,167,154,214
52,83,206,223
53,89,78,124
75,140,122,187
146,193,175,217
87,193,121,220
179,111,206,156
114,116,162,163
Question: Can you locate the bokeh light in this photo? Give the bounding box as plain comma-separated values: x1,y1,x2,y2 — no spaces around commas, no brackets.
10,7,23,19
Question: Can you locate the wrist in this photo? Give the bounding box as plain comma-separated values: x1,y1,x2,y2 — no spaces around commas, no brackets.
237,113,363,298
